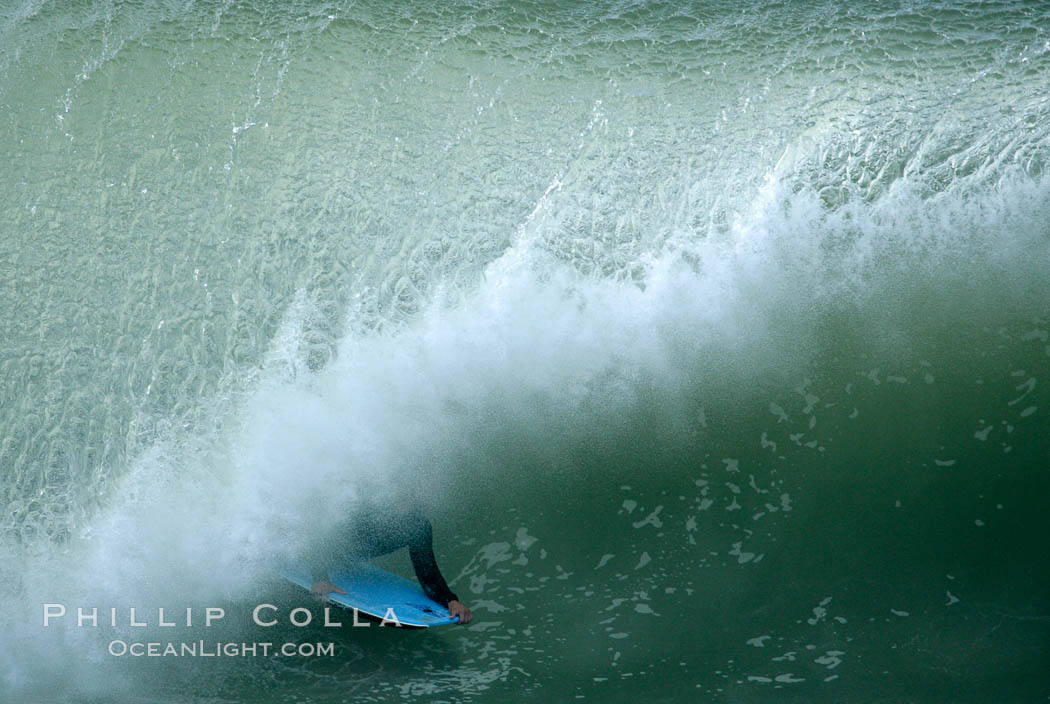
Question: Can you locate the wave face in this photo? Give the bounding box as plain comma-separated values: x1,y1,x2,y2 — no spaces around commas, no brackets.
1,1,1048,701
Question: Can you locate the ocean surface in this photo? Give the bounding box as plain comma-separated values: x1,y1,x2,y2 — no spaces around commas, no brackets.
1,1,1048,701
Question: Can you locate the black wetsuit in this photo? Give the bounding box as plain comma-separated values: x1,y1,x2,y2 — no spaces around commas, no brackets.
309,505,459,607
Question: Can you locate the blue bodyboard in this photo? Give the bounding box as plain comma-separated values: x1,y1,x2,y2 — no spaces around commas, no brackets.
281,563,458,628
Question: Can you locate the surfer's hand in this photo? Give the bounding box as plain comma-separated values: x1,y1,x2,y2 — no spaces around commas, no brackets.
448,600,472,625
311,580,347,600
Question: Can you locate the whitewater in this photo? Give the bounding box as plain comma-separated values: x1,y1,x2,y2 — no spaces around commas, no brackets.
1,1,1048,701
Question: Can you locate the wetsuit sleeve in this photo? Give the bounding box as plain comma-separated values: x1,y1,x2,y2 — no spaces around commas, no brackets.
408,519,459,607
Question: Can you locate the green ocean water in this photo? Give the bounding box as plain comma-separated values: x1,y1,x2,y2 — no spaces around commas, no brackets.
1,0,1048,701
